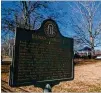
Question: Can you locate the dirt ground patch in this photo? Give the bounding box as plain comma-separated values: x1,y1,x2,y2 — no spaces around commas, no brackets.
1,60,101,92
53,60,101,92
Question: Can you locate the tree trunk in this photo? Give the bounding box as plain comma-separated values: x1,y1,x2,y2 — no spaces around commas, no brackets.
90,36,95,58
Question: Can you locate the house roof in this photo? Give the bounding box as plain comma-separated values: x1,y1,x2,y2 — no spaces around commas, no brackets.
79,46,91,51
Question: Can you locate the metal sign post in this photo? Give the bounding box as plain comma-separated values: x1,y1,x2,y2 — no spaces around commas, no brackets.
44,84,52,93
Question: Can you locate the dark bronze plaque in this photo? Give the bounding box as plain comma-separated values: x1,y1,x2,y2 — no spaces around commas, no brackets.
9,19,74,87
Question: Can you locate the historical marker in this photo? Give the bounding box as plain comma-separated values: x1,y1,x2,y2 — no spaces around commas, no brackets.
9,19,74,87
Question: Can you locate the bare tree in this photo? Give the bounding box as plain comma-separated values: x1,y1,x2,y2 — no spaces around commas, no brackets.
2,1,47,32
69,1,101,56
1,1,47,57
19,1,47,29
